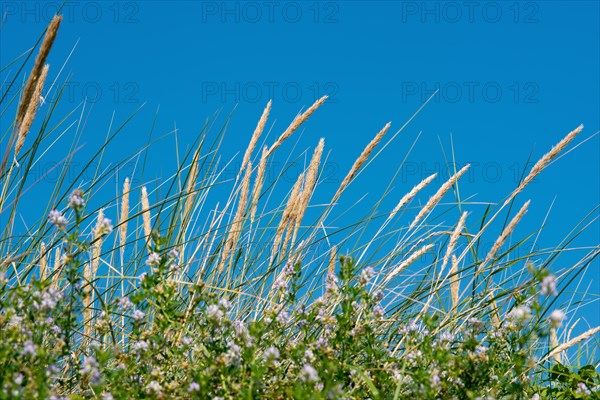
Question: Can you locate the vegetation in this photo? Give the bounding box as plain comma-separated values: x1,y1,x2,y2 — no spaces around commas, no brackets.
1,15,598,399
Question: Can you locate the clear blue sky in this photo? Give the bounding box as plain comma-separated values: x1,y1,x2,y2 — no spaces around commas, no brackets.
1,1,598,331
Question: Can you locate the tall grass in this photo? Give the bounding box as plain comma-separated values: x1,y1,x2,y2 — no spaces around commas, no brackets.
1,15,599,399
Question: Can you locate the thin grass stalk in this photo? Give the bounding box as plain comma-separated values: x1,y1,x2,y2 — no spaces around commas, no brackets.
480,200,530,272
219,162,252,272
390,173,438,219
546,326,600,362
267,96,327,156
409,164,470,230
250,146,268,224
504,125,583,206
141,186,152,243
39,242,47,280
15,15,62,127
241,100,271,174
290,139,324,249
119,177,130,257
14,64,49,160
383,243,434,284
332,122,390,202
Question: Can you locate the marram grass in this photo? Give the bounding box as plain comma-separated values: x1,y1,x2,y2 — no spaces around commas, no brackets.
1,16,599,400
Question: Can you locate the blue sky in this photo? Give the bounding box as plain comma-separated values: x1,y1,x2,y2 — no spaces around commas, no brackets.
1,1,599,331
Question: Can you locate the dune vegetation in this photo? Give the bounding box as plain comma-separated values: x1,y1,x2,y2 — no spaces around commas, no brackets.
1,15,599,400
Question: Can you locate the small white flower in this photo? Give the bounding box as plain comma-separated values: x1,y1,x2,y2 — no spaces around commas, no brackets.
263,346,280,363
101,394,114,400
372,305,385,319
22,340,36,356
548,309,566,327
146,252,161,266
300,364,319,382
118,297,133,310
133,340,148,353
14,373,24,385
68,189,85,209
132,309,145,322
219,298,231,310
95,217,113,236
575,382,591,395
540,275,558,296
359,267,375,285
206,304,224,322
146,380,162,393
507,304,531,323
188,382,200,392
48,210,67,230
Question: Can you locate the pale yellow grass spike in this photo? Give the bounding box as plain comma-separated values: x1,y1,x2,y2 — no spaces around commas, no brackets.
15,65,49,158
141,186,152,241
39,242,47,280
328,245,338,276
290,139,325,249
119,177,130,253
391,173,437,219
333,122,391,202
481,200,530,270
440,212,467,274
504,125,583,206
183,149,201,219
84,209,105,338
271,172,304,260
547,326,600,362
279,172,306,257
450,255,459,309
51,247,62,289
383,243,434,284
550,327,561,363
219,162,252,272
268,96,327,156
15,15,62,127
409,164,470,230
250,146,269,224
241,100,271,173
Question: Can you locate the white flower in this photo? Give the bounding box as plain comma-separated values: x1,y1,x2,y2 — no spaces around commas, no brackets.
132,309,145,322
48,210,67,230
359,267,375,285
540,275,558,296
548,309,566,327
101,394,114,400
68,189,85,209
373,305,385,319
146,252,161,266
146,381,162,393
263,346,280,363
13,373,24,385
575,382,591,395
300,364,319,382
206,304,224,322
219,298,231,310
531,394,540,400
507,305,531,323
133,340,148,353
118,297,133,310
95,217,113,236
188,382,200,392
22,340,36,356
